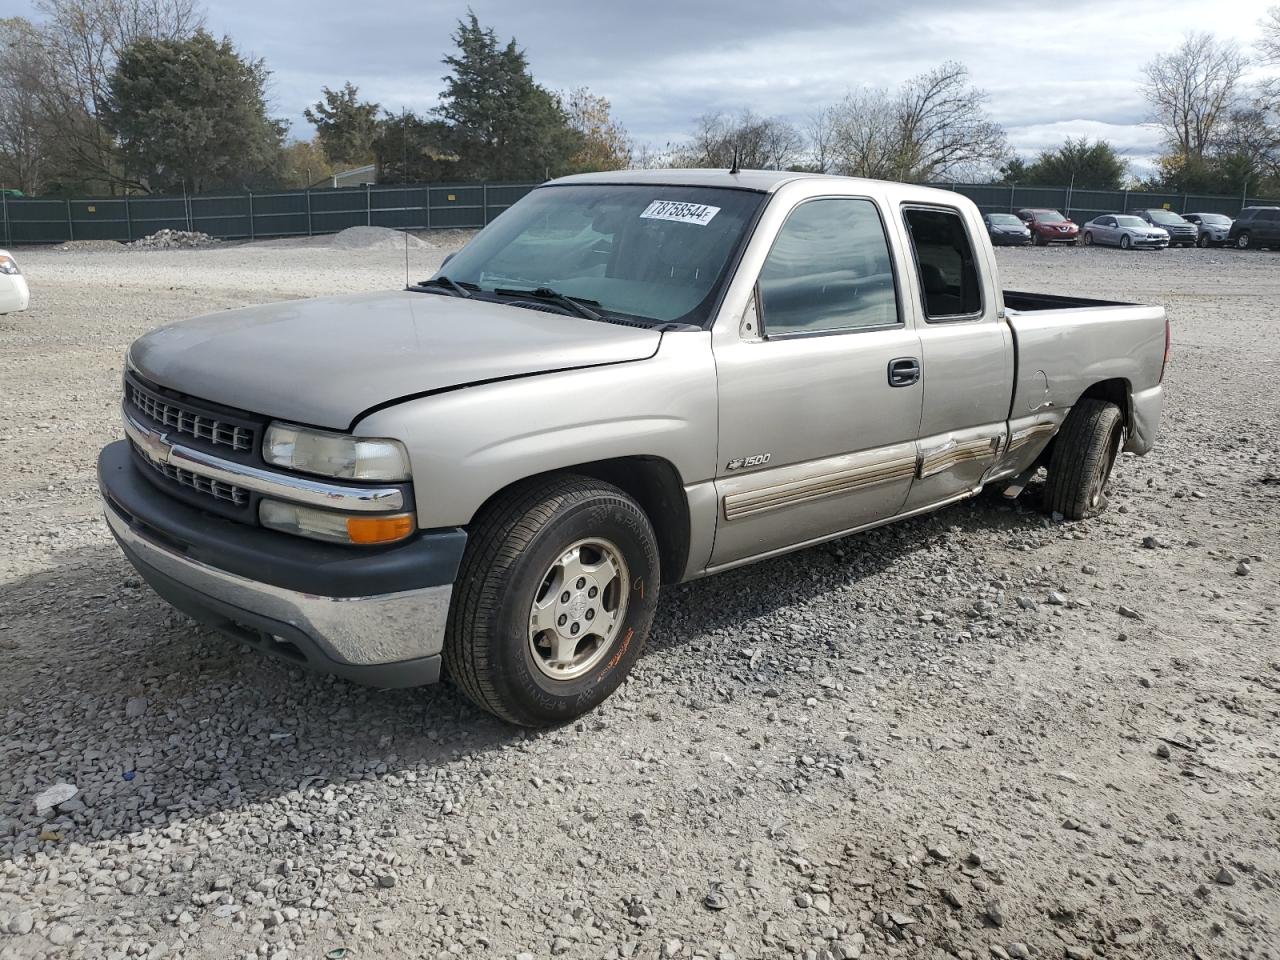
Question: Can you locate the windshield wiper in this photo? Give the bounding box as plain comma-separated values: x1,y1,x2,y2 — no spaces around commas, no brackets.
411,275,477,298
493,286,602,322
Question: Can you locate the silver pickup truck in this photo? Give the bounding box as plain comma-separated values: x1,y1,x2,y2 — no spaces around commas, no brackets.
98,170,1168,725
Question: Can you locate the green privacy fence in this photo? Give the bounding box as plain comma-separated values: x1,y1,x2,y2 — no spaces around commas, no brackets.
0,181,539,245
933,182,1279,225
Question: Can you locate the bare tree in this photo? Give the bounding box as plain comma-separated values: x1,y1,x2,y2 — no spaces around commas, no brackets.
31,0,204,190
0,18,53,193
1143,32,1247,161
827,87,902,180
824,62,1006,182
1260,5,1280,65
805,105,838,173
672,109,804,170
893,62,1007,181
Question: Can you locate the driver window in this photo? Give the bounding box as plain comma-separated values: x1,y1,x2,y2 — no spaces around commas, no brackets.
756,198,900,336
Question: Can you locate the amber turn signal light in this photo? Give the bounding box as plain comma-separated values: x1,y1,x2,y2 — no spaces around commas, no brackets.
346,513,416,545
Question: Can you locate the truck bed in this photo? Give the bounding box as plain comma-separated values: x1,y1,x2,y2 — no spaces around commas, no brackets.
1003,290,1133,311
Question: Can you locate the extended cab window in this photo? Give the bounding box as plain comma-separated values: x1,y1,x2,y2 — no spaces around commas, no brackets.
757,198,899,336
903,207,982,320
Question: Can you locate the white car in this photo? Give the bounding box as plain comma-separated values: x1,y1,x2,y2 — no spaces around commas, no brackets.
0,249,30,314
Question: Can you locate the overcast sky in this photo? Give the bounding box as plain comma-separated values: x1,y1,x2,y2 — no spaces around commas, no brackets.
16,0,1278,173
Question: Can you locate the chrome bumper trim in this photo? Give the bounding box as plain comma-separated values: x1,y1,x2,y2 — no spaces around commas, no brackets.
123,408,404,513
104,499,450,666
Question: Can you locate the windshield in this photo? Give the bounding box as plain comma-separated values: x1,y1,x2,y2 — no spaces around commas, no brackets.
1115,216,1146,227
435,184,765,326
1032,210,1066,223
988,214,1021,225
1194,213,1231,225
1148,210,1186,225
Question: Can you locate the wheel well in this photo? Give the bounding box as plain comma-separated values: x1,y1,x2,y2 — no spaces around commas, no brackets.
468,457,691,586
1077,378,1131,432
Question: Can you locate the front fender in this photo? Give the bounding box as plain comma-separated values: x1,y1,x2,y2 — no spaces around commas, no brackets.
354,333,719,529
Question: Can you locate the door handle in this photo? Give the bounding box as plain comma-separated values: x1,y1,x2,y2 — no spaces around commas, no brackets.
888,357,920,387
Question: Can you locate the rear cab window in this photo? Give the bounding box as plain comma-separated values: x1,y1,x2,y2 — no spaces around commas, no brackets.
902,206,983,321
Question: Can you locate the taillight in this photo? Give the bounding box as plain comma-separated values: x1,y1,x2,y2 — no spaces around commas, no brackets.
1160,315,1171,382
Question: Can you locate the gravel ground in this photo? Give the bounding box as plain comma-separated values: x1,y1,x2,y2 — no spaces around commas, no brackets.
0,236,1277,960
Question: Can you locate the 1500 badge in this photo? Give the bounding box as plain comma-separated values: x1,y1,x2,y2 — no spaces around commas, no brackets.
726,453,772,471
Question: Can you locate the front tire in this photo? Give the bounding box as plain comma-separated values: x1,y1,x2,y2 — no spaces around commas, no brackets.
444,475,660,726
1197,234,1209,248
1236,232,1251,250
1120,234,1132,250
1044,398,1124,521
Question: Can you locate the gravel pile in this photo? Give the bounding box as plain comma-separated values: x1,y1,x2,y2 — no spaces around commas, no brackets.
330,225,430,251
0,240,1276,960
129,229,218,250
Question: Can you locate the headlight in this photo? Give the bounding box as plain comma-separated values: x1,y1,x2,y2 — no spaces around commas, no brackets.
260,499,415,545
263,423,411,481
0,255,20,275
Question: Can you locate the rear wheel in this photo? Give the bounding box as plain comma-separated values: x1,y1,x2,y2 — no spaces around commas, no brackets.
1044,398,1124,521
1083,231,1094,246
1236,231,1251,250
444,475,659,726
1120,234,1132,250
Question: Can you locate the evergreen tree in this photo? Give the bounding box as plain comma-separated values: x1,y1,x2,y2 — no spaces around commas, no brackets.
304,82,380,167
434,12,581,180
103,30,283,192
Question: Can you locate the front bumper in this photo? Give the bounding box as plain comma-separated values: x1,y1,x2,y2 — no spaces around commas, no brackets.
99,441,465,687
991,233,1031,246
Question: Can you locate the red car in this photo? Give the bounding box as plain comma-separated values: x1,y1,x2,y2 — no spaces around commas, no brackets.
1016,208,1080,245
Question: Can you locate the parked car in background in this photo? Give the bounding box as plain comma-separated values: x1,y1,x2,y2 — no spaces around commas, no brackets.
1131,209,1197,247
982,212,1032,246
1082,215,1169,250
0,250,30,314
1226,207,1280,250
1016,208,1079,245
1182,212,1234,247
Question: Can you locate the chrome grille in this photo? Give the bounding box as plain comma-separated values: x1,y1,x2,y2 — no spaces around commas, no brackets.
131,440,249,506
127,381,254,453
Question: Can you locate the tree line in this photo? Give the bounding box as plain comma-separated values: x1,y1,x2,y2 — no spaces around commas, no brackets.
3,3,1280,198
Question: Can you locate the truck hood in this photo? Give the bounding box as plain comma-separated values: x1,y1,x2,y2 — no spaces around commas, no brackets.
130,290,663,430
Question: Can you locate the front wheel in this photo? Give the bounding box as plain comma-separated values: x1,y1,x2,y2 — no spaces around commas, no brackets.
1197,234,1209,248
1044,398,1124,521
1120,234,1132,250
1236,232,1251,250
444,475,660,726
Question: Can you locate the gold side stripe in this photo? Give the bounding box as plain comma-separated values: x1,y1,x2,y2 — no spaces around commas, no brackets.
917,437,1000,479
724,457,916,521
1007,423,1056,452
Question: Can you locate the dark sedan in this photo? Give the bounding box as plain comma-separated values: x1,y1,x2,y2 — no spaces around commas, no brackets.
982,212,1033,246
1131,209,1197,247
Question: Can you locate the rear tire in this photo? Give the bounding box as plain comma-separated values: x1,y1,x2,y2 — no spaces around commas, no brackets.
1083,231,1093,246
1043,398,1124,521
444,475,660,726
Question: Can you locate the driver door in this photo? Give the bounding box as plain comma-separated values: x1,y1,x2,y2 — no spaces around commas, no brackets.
709,194,922,568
